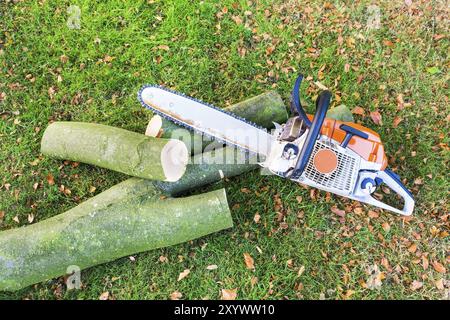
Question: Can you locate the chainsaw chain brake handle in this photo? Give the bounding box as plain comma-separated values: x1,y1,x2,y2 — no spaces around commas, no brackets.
289,74,331,179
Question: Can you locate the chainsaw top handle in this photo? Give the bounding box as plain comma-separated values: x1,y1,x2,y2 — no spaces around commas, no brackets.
290,87,332,179
291,74,312,127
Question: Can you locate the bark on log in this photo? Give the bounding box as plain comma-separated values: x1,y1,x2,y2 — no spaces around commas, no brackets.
145,91,288,154
154,146,259,196
41,122,189,182
0,180,232,291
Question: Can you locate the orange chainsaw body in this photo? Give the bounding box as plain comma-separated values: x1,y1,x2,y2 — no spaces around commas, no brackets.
307,115,388,170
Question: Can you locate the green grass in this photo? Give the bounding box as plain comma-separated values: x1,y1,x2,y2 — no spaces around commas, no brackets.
0,0,448,300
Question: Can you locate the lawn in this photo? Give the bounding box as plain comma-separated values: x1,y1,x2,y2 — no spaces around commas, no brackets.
0,0,448,300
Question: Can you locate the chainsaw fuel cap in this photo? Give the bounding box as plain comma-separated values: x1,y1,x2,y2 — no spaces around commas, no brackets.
313,149,338,174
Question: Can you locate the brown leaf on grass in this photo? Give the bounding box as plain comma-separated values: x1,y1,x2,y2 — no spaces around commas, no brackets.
382,222,390,232
370,111,383,125
396,94,405,110
408,243,417,253
60,54,69,64
221,288,237,300
103,55,114,63
435,279,444,290
366,264,384,290
422,256,429,270
253,213,261,223
170,291,182,300
240,188,251,194
344,63,350,73
352,106,365,115
206,264,218,270
265,45,276,56
331,206,345,217
368,210,379,218
46,173,55,185
232,15,243,25
393,117,403,128
410,280,423,291
298,265,305,277
156,45,170,51
383,39,394,47
243,253,255,270
177,269,190,281
432,261,446,274
13,216,20,224
0,211,4,219
99,291,109,300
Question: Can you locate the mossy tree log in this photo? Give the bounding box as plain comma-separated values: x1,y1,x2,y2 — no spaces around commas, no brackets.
0,180,232,291
41,122,189,182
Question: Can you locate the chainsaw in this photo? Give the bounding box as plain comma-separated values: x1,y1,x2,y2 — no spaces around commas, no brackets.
138,75,414,216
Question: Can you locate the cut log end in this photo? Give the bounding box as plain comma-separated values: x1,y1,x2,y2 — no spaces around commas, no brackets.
145,115,163,137
161,139,189,182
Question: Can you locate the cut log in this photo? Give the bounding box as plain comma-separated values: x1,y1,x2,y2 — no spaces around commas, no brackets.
145,91,288,154
41,122,189,182
0,180,232,291
154,146,259,195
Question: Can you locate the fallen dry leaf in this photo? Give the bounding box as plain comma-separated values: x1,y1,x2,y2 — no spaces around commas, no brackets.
46,174,55,185
352,106,365,115
99,291,109,300
60,54,69,64
13,216,20,224
435,279,444,290
0,211,4,219
370,111,383,125
243,253,255,270
408,243,417,253
253,213,261,223
177,269,190,281
382,222,390,232
393,117,403,128
383,39,394,47
206,264,218,270
432,261,446,274
298,265,305,277
410,280,423,291
103,55,114,63
366,264,384,290
368,210,379,218
221,288,237,300
170,291,182,300
331,206,345,217
422,256,429,270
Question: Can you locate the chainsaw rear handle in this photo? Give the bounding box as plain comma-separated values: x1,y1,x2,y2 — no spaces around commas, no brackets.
355,169,415,216
291,90,332,179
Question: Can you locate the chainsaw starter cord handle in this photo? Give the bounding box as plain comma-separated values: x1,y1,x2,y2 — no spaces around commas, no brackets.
291,74,312,128
291,90,332,179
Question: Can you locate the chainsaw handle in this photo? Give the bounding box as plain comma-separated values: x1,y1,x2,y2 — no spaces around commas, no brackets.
291,90,332,179
291,74,312,127
354,170,415,216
